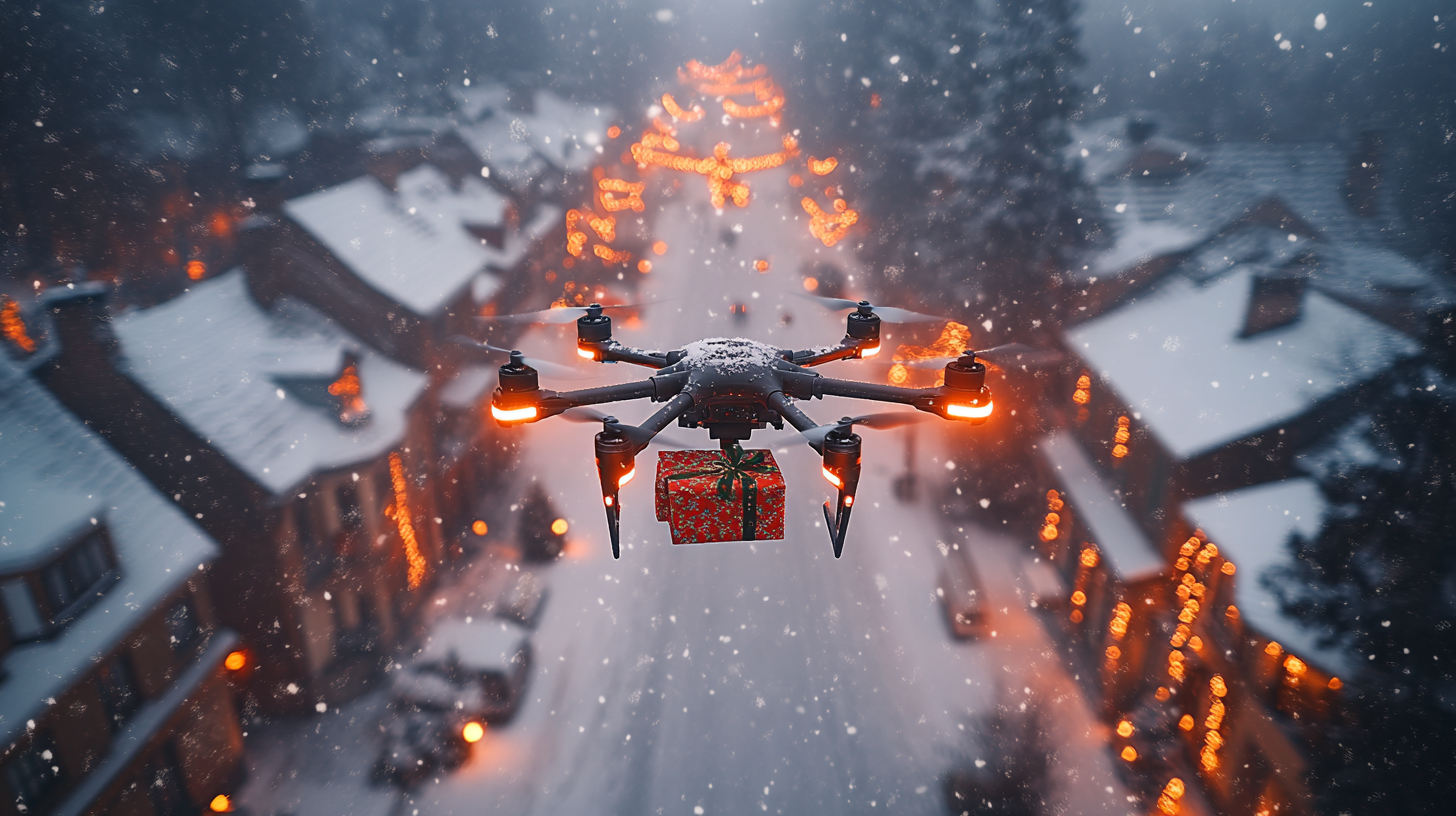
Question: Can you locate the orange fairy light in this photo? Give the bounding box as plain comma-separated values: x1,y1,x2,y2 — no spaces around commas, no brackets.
754,259,770,272
888,363,908,385
599,178,646,196
209,794,234,813
788,173,804,187
1069,609,1083,623
1221,561,1236,576
1188,636,1203,651
723,95,785,118
1117,720,1134,738
328,362,368,424
662,93,705,122
607,125,622,139
1209,675,1228,697
224,650,248,671
593,245,632,267
565,210,589,258
388,452,427,590
638,260,653,273
1175,557,1191,571
1121,746,1138,762
462,721,485,743
1105,645,1122,660
471,520,488,536
1072,374,1091,405
808,156,839,176
1,297,37,354
1070,590,1087,606
1157,778,1186,815
1155,686,1171,701
1080,547,1100,568
652,241,668,255
1328,677,1343,690
601,192,646,213
1040,523,1059,542
1226,605,1240,621
1170,632,1187,648
187,259,206,280
869,92,881,108
1047,490,1064,511
587,214,617,242
1178,714,1195,731
1265,641,1283,657
802,276,819,292
1283,655,1307,676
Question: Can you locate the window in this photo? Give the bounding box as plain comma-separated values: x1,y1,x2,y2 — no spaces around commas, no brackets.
40,529,113,621
96,654,142,732
1,578,44,641
165,597,201,656
336,482,363,532
3,732,63,813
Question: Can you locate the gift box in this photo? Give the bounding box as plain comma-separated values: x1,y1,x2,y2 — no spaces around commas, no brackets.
654,446,786,544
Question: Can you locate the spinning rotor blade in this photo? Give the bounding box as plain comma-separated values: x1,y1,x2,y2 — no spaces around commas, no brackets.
560,408,671,447
476,299,672,326
799,411,931,447
448,337,588,380
895,342,1062,370
790,292,951,325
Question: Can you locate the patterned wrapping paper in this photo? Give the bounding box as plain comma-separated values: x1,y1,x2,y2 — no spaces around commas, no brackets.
654,447,786,544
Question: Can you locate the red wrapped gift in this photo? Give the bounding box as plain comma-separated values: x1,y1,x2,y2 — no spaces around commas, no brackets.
654,446,785,544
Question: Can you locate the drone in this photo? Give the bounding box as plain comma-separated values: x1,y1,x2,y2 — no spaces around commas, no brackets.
460,296,1047,559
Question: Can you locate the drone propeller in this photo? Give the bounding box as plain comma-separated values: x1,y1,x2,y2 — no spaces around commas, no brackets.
790,293,951,325
798,411,932,448
475,299,670,327
448,337,588,380
893,342,1062,370
559,408,675,448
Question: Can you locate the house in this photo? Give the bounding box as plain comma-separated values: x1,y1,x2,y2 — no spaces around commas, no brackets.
34,271,438,713
1,334,242,816
244,162,560,372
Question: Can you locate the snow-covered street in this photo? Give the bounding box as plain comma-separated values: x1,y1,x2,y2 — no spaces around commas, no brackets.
238,122,1133,816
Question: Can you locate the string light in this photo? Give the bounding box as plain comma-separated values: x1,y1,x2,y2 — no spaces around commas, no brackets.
388,452,427,590
1,297,36,354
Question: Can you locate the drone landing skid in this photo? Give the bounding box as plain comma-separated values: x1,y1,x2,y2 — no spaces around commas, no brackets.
822,495,854,559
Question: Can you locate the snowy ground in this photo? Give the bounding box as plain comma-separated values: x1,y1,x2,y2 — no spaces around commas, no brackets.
237,119,1135,816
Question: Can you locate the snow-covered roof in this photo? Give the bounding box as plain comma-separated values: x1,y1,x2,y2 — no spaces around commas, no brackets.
0,355,218,748
1182,479,1350,675
418,618,528,672
283,165,511,316
111,270,428,495
454,90,614,184
454,117,545,194
1039,433,1164,583
1069,117,1400,279
1065,265,1420,460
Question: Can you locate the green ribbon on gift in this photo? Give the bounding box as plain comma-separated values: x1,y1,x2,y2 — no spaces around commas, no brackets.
665,442,780,540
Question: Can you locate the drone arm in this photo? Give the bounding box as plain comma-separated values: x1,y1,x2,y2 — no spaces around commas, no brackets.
628,392,695,453
767,392,824,453
587,341,673,369
541,379,658,411
813,377,933,405
792,337,881,368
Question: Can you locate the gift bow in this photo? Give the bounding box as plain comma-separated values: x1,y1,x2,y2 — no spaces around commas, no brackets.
669,443,780,540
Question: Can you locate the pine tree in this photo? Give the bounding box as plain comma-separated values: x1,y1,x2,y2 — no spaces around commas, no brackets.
1272,318,1456,814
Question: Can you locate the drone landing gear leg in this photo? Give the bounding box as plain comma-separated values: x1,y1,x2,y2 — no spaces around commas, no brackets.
822,494,854,558
604,498,621,559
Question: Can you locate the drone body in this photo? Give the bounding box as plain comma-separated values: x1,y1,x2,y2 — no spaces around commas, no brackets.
476,300,1007,559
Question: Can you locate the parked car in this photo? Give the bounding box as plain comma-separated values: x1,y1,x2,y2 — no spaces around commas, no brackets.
375,710,467,787
497,571,548,628
937,549,987,639
391,618,532,724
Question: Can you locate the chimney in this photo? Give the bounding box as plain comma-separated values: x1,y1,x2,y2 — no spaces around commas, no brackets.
1345,130,1383,218
1241,273,1306,337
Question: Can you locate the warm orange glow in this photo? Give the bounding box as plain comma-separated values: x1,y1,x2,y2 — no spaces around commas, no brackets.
1080,548,1099,568
1283,655,1307,676
593,244,632,266
1040,524,1058,542
617,467,636,489
224,651,247,671
1221,561,1236,576
1155,686,1171,701
472,520,489,536
1105,645,1121,660
1047,490,1064,511
1209,675,1228,697
1072,374,1091,405
843,494,854,507
461,721,485,743
808,156,839,175
661,93,705,122
652,241,668,255
723,95,784,118
607,126,622,139
1178,714,1195,731
187,260,206,281
565,209,589,258
578,347,597,360
946,401,993,420
1070,590,1086,606
389,452,427,590
604,495,614,507
1116,720,1134,738
803,276,819,291
1180,537,1200,557
1226,605,1240,620
1120,746,1138,762
328,363,367,419
1045,512,1060,526
209,794,233,813
1,297,37,354
1111,444,1128,458
1069,609,1083,623
754,259,769,272
788,173,804,187
1200,746,1220,772
1175,557,1191,571
491,403,539,423
1188,636,1203,651
800,193,859,246
638,260,653,273
888,363,908,385
822,467,842,488
1265,641,1282,657
1171,632,1187,648
587,214,617,242
1328,677,1343,690
859,343,880,358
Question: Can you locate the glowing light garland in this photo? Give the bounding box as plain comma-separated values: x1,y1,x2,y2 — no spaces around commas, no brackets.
388,452,427,590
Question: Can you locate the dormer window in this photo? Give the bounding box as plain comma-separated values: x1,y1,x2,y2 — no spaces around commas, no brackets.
1,527,119,643
327,353,370,427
